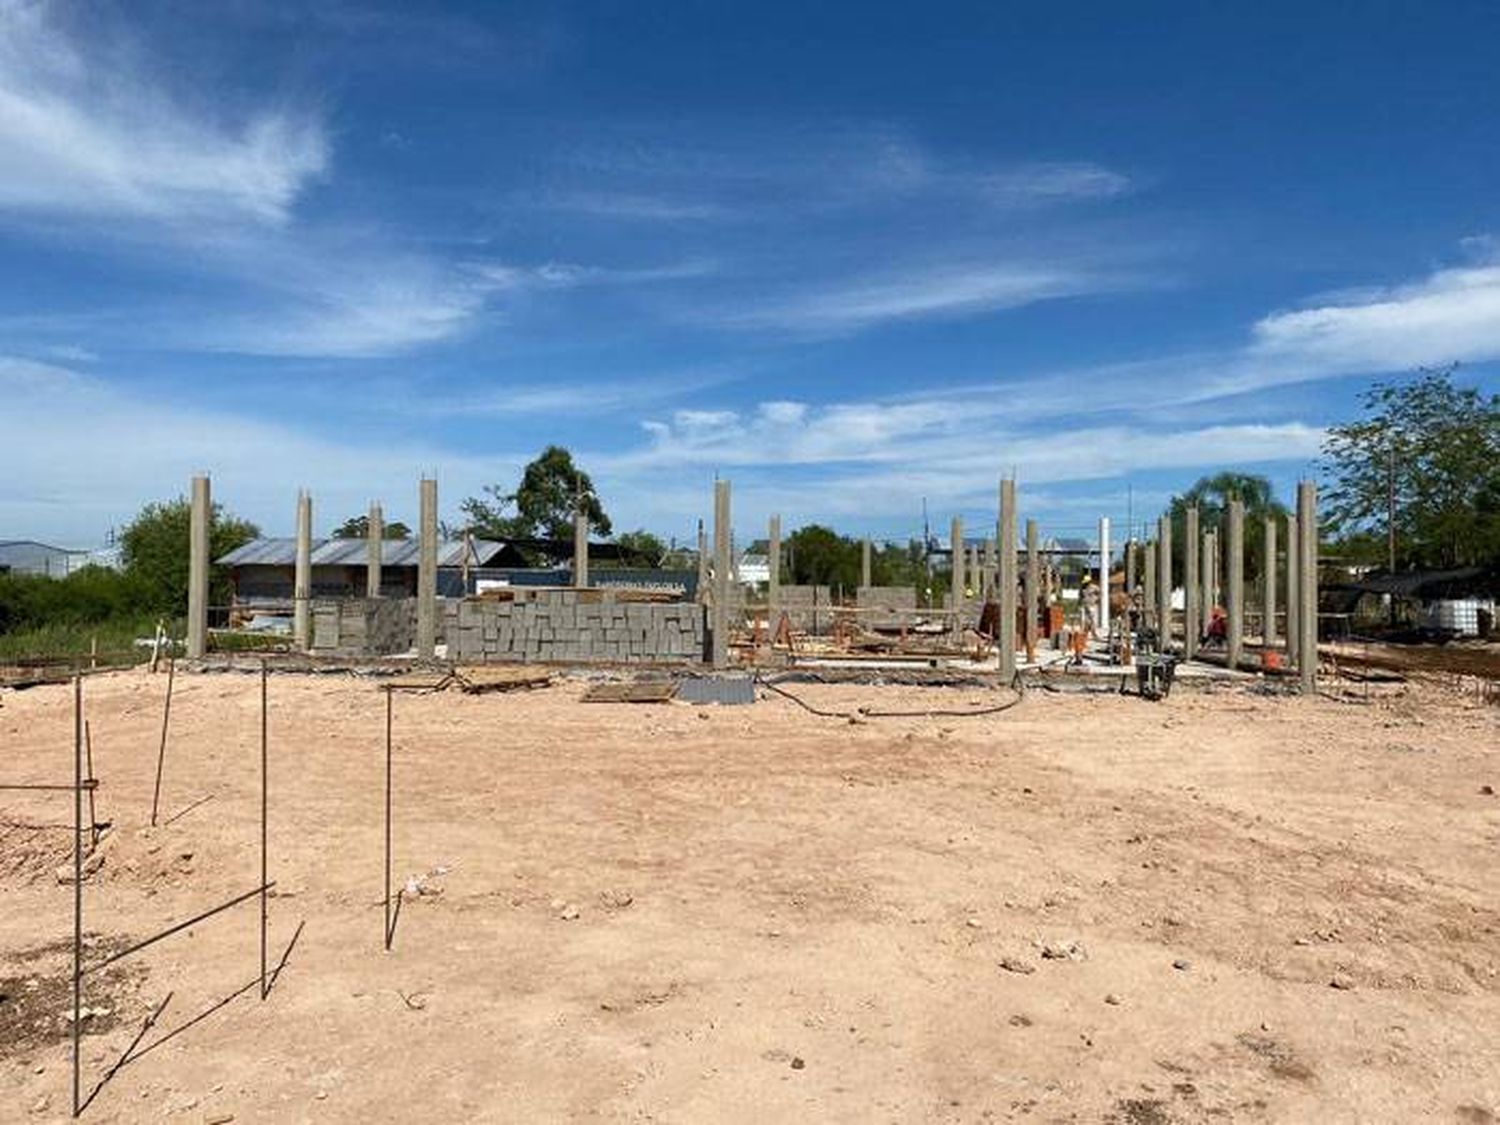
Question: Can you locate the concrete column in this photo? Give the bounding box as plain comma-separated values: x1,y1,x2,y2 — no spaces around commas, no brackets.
861,537,872,589
1097,517,1111,638
294,490,313,652
950,516,964,639
1297,481,1318,693
1025,518,1040,656
1285,513,1300,665
998,479,1017,680
1203,529,1218,614
366,502,384,598
416,477,438,659
1184,507,1200,660
1227,498,1244,670
1157,514,1172,652
1125,538,1136,595
1262,516,1278,647
573,510,589,588
186,475,210,659
711,480,731,667
768,514,781,631
1143,540,1157,626
696,519,709,604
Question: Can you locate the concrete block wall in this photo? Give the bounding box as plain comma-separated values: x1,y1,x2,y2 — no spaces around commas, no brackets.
447,588,705,664
760,584,833,634
856,585,919,628
311,597,416,656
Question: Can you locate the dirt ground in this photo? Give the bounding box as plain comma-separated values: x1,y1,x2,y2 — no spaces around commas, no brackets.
2,666,1498,1123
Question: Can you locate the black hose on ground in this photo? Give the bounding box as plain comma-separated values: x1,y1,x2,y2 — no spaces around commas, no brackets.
755,672,1025,719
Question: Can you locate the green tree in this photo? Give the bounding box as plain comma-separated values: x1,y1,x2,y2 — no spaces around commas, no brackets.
609,529,668,567
461,446,612,541
1165,471,1289,586
1322,367,1500,569
120,498,259,614
785,525,861,588
332,515,411,539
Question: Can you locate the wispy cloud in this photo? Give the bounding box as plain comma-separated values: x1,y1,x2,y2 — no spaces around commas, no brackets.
472,258,717,290
0,2,326,224
700,261,1128,336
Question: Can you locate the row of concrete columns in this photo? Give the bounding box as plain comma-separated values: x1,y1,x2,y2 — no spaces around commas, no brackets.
185,475,444,661
1131,483,1317,691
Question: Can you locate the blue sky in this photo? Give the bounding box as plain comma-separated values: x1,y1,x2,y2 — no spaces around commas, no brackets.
3,1,1498,549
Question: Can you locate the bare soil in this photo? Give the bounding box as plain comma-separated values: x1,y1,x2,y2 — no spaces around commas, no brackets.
2,668,1498,1123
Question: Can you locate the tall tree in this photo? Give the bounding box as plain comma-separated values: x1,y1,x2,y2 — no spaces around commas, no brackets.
460,446,612,540
119,498,259,614
1322,366,1500,569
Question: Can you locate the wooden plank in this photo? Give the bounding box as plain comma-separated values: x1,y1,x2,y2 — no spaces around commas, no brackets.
580,681,678,703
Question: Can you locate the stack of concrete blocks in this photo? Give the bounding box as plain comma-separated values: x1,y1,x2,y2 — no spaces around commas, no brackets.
310,598,417,656
856,586,919,629
447,588,705,664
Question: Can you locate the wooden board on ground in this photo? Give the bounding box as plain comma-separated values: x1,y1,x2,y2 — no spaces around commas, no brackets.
580,681,679,704
454,666,554,693
383,672,455,692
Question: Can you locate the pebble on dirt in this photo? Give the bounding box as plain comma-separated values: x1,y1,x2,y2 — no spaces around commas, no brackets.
1173,958,1192,971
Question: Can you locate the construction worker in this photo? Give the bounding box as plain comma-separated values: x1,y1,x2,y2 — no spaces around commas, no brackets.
1080,573,1100,637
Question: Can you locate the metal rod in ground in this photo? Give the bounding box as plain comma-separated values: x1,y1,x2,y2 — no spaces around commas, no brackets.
84,720,98,848
384,687,393,951
83,883,276,976
149,656,175,827
260,661,268,1000
72,675,82,1118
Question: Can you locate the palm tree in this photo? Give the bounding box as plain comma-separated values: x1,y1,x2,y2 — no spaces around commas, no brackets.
1165,472,1289,586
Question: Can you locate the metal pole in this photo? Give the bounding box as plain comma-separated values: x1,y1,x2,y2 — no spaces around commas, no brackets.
1097,517,1111,638
260,661,268,1000
72,675,83,1118
83,720,98,848
384,688,393,950
149,656,175,827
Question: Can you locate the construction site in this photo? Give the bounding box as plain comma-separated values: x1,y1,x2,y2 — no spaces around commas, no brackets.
3,474,1498,1123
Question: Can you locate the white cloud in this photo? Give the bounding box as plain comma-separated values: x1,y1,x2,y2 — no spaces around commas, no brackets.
0,2,326,224
1251,263,1500,371
0,358,513,542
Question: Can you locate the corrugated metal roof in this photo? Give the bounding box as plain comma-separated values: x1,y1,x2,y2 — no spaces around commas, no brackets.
217,538,507,567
